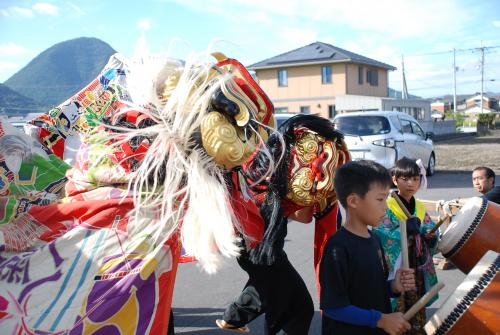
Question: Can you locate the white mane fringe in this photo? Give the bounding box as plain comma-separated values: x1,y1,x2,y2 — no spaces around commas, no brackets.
107,53,251,273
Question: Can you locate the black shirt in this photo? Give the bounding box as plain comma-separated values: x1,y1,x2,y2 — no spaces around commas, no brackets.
320,228,391,335
485,185,500,205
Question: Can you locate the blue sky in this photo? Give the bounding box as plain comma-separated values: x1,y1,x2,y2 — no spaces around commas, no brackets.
1,0,499,98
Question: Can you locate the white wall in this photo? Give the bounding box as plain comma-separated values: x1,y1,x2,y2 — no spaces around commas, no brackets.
420,120,456,135
335,95,432,121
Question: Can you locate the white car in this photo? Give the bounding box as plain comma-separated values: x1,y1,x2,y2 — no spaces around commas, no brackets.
274,113,296,129
333,111,436,175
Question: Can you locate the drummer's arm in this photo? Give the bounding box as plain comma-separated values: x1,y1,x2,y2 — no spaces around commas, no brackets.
449,198,469,215
455,197,471,206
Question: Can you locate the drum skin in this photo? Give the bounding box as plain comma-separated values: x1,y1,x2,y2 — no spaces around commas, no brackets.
425,251,500,335
442,200,500,273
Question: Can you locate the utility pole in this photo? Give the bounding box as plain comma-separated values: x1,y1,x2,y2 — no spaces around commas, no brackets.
401,55,408,99
480,45,485,114
453,48,457,114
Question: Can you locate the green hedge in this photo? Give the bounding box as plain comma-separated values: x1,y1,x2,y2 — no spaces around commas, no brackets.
445,111,465,127
477,112,496,125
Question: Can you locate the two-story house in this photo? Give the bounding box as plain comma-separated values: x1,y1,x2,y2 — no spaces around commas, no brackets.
248,42,397,119
249,42,431,121
464,94,499,111
431,100,452,114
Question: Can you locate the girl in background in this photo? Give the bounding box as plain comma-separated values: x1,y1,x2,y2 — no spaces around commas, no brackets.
373,157,439,334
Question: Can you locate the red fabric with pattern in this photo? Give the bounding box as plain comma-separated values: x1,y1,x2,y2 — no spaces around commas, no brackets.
230,174,264,249
215,58,274,125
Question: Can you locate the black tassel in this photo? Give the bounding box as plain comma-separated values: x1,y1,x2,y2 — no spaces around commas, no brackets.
245,114,342,265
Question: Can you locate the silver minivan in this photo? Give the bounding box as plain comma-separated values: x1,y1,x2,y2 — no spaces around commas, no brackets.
333,111,435,175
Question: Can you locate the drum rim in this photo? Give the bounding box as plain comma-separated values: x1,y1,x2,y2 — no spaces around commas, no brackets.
441,197,488,258
425,251,499,335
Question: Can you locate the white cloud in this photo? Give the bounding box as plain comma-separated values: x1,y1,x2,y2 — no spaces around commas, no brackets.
0,61,18,71
10,6,34,17
0,43,33,57
342,35,400,68
137,18,152,32
276,27,318,50
162,0,497,97
0,61,20,81
309,0,465,38
66,2,86,16
0,3,59,18
33,2,59,16
166,0,466,39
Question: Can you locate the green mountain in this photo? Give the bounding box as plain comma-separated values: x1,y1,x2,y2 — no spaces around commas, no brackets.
4,37,116,107
0,83,45,115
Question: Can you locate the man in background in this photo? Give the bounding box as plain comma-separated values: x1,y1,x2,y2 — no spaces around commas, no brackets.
472,166,500,204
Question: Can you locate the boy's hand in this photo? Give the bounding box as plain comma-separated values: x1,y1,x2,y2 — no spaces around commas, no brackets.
377,312,411,335
392,268,416,293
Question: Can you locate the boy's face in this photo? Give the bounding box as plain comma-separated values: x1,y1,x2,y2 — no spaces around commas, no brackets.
348,182,390,227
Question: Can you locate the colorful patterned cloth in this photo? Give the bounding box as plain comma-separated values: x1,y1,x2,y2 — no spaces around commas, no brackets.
0,119,70,226
0,55,180,334
25,54,131,165
373,197,439,310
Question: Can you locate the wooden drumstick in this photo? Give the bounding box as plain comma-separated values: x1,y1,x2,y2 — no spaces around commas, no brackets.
427,214,450,235
391,191,413,219
399,216,410,269
403,282,445,321
391,191,411,269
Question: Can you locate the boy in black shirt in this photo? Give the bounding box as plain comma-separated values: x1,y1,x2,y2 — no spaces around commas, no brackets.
320,160,415,335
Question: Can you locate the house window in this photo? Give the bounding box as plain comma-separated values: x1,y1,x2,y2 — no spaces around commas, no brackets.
415,108,425,120
274,107,288,113
358,66,363,85
328,105,336,119
278,69,288,87
300,106,310,114
366,69,378,86
321,65,332,84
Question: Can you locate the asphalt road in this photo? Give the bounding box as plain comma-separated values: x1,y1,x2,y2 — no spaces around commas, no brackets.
172,171,481,334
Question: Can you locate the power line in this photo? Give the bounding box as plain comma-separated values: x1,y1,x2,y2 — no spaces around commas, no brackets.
392,42,500,98
393,78,497,91
403,45,500,58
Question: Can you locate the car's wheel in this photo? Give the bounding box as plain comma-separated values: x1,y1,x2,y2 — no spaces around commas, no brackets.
427,152,435,176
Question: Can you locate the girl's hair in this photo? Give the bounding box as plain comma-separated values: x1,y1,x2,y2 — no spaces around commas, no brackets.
392,157,421,179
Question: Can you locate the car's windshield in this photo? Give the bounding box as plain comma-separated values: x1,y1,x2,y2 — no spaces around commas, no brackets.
334,116,391,136
275,115,292,129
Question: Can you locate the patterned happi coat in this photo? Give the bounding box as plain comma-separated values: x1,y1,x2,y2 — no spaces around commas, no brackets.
373,196,439,311
0,55,179,334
